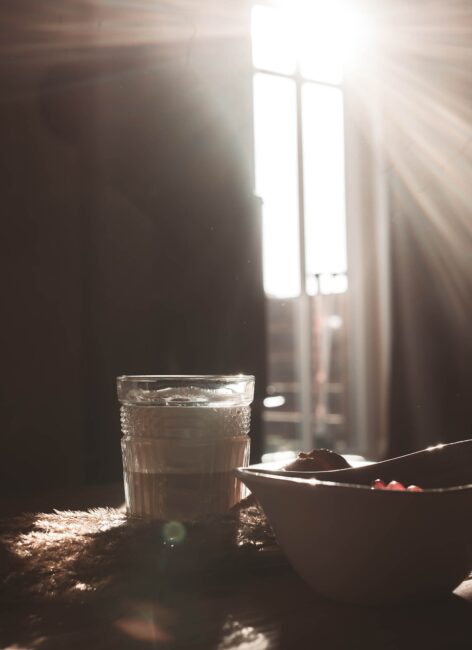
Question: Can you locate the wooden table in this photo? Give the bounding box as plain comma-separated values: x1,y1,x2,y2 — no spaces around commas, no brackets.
1,485,472,649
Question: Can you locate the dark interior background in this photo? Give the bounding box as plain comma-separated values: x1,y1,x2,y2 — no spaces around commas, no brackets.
1,2,265,495
1,1,472,498
384,8,472,456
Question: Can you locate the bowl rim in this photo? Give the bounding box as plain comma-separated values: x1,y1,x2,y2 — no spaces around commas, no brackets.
236,467,472,494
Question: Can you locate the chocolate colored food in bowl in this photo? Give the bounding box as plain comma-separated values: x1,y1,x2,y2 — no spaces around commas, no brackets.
283,448,351,472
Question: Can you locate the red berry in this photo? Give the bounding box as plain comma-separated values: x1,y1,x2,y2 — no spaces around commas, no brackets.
406,485,423,492
372,479,386,489
386,481,405,491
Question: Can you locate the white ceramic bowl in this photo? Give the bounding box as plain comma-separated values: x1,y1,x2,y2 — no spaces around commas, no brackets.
236,450,472,605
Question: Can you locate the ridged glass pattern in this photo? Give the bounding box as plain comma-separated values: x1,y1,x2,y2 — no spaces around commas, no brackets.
118,376,254,520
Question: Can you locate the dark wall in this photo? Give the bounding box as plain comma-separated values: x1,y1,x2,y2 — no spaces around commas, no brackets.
389,173,472,455
1,3,266,493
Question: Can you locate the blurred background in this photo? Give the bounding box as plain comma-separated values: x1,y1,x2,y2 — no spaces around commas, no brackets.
1,0,472,498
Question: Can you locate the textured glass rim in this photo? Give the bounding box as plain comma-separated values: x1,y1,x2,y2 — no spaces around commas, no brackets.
117,374,255,406
117,374,255,382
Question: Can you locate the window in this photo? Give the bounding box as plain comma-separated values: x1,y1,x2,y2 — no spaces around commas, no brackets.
252,1,369,457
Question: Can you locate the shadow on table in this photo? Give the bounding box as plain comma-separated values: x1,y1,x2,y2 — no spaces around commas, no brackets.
230,570,472,650
1,509,472,649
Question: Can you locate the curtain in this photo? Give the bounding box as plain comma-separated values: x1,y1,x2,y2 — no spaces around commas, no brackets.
345,0,472,458
344,82,391,460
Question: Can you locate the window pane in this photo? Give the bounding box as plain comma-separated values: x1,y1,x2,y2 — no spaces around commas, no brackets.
251,4,296,76
253,73,300,298
302,82,347,277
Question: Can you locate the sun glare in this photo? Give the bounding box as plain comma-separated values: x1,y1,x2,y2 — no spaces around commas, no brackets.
253,1,372,84
285,0,371,84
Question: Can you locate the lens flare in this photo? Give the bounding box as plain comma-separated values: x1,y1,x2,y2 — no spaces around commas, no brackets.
161,520,186,545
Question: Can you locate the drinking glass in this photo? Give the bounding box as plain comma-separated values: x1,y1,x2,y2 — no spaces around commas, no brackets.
118,375,254,520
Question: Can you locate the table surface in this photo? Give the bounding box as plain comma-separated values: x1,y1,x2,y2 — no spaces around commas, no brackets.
1,484,472,650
